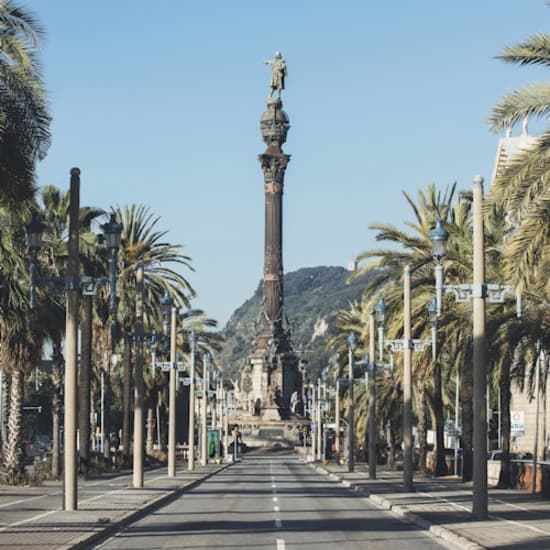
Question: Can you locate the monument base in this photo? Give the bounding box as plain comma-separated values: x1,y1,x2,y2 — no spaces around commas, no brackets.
230,412,308,448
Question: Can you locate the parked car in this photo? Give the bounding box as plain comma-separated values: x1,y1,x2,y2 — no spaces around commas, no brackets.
487,450,519,461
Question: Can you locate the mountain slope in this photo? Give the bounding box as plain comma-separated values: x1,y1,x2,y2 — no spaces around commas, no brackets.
219,265,372,383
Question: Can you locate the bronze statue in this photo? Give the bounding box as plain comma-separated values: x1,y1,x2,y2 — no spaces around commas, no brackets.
264,51,287,99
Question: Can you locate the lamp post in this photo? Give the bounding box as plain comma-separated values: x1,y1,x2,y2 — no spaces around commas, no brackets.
200,352,211,466
316,378,323,460
375,266,433,492
347,331,357,473
64,169,80,512
133,264,145,488
368,313,376,479
160,292,178,477
102,213,123,346
331,354,341,459
428,175,520,520
26,170,122,511
188,330,198,470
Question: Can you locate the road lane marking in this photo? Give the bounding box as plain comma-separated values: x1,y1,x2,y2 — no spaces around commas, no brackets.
276,539,285,550
0,508,58,531
274,505,280,512
0,493,60,509
272,496,278,502
275,518,282,528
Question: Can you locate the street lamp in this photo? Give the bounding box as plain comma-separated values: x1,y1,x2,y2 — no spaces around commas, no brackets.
331,354,341,458
26,171,122,511
188,330,198,470
160,291,178,477
133,263,145,488
376,266,433,492
428,176,520,520
347,331,357,473
200,352,211,466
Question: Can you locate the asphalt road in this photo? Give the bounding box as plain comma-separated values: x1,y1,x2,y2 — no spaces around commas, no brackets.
95,451,450,550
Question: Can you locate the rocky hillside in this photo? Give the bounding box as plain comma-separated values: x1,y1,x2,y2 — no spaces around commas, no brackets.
219,265,373,383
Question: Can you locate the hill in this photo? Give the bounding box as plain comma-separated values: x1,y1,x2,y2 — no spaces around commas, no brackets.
219,265,372,383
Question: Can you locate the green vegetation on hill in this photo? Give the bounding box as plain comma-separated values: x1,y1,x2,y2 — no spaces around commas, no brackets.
219,265,373,383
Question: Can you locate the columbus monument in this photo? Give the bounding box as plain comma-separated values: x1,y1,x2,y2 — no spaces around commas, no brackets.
236,53,305,446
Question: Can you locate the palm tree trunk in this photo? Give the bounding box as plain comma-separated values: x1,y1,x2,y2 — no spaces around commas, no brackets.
386,421,396,469
79,295,92,478
1,370,9,463
146,405,154,455
434,361,447,476
498,360,512,488
461,356,474,482
415,378,427,475
5,369,24,484
122,335,132,466
103,359,111,462
51,343,63,479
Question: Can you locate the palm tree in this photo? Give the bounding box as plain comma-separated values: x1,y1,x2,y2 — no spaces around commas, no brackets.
0,1,50,205
488,30,550,296
93,204,196,463
353,184,457,476
0,206,51,482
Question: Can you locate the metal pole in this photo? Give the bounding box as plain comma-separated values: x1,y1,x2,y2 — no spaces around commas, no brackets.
498,387,501,450
100,371,105,454
335,380,340,458
485,383,498,451
223,389,229,461
64,167,80,511
472,175,488,520
368,313,377,479
200,355,209,466
188,332,196,470
317,380,323,460
311,385,317,461
133,264,145,487
348,344,355,473
403,264,413,492
454,370,460,476
168,306,177,477
532,348,541,495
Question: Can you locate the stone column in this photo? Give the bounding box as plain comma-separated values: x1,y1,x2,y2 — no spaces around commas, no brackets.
258,98,290,336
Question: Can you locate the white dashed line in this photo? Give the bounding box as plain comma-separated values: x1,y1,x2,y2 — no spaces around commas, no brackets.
274,505,280,512
272,496,278,502
276,539,285,550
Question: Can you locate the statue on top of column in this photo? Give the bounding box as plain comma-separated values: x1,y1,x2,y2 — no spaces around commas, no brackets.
263,51,287,100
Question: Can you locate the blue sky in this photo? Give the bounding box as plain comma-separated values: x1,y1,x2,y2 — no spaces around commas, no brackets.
28,1,548,327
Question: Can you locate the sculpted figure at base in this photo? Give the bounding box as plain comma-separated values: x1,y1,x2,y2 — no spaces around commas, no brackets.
264,51,287,99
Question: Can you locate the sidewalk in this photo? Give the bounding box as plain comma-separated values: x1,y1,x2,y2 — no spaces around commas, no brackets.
312,461,550,549
0,461,227,549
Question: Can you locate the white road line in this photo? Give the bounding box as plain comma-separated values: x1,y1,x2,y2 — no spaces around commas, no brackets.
274,505,280,512
275,518,282,528
417,488,550,537
276,539,285,550
272,483,276,488
0,508,58,532
0,492,60,509
272,496,278,502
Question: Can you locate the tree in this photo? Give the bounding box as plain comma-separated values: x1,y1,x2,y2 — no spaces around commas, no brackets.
94,204,196,463
353,184,458,476
488,30,550,296
0,207,50,482
0,0,50,205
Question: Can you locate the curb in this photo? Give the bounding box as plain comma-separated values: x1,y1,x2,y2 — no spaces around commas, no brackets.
310,463,485,550
71,462,232,549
